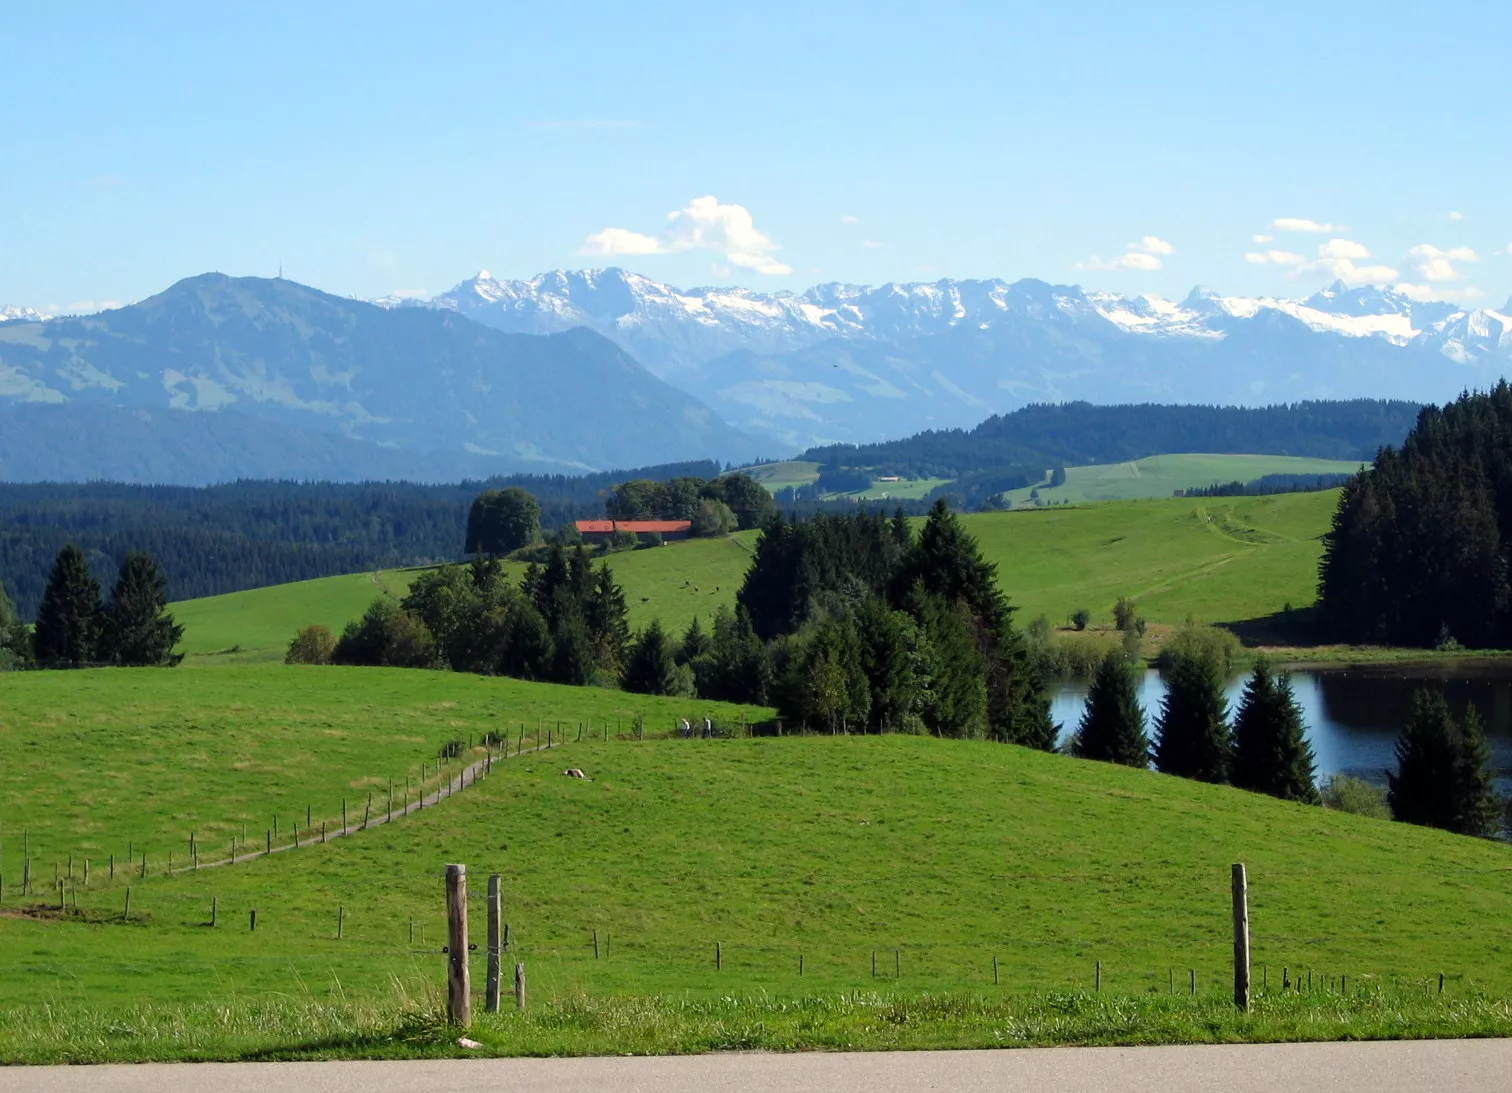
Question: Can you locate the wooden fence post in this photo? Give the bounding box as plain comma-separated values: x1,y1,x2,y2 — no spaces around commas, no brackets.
445,864,471,1026
486,874,502,1013
1232,862,1251,1011
515,961,526,1010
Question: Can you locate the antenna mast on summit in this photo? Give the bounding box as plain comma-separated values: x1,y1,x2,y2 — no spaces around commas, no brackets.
278,258,283,279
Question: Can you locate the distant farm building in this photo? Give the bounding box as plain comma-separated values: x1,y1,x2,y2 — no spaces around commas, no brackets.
877,475,901,482
575,519,692,543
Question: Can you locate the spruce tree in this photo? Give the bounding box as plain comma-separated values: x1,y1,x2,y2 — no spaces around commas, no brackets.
34,544,103,667
103,552,184,667
1231,661,1320,803
1154,650,1231,782
0,579,29,668
622,621,680,696
1455,705,1503,838
1388,690,1501,836
1071,651,1150,767
678,616,711,665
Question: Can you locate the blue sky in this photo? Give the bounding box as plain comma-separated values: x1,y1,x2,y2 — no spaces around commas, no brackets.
2,0,1509,311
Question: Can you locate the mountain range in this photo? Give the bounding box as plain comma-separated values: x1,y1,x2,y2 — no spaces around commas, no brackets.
0,274,761,483
2,267,1507,484
390,269,1512,450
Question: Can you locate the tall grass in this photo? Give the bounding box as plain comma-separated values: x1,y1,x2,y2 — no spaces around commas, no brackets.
4,987,1509,1063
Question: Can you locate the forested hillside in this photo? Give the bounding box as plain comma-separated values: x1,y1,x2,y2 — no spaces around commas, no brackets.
802,400,1420,477
0,462,720,617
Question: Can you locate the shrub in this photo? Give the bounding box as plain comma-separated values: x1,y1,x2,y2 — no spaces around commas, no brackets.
1113,596,1138,632
438,737,465,759
1036,632,1119,678
692,497,738,537
331,598,438,669
1156,624,1240,676
640,531,665,549
1027,614,1054,646
1321,774,1390,820
1070,608,1091,632
285,624,336,665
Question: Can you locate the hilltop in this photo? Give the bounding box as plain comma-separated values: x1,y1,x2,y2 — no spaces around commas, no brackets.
169,491,1337,664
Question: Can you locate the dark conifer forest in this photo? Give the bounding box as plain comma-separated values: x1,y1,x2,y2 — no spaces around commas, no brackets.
1318,384,1512,648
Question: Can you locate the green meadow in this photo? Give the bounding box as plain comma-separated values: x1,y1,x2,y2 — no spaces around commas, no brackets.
170,490,1337,665
2,729,1509,1059
1000,453,1364,506
0,665,767,870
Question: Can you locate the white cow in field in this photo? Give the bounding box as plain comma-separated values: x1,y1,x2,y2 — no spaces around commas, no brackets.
562,768,591,780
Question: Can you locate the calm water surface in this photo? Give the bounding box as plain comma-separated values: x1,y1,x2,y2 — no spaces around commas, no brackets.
1050,668,1512,794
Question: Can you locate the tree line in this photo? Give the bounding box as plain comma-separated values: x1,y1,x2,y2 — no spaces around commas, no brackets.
310,501,1053,746
800,399,1420,480
0,545,183,668
1069,636,1502,838
1320,383,1512,648
0,460,728,617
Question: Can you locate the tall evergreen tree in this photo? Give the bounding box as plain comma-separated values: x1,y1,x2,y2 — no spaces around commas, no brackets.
678,615,711,665
0,579,29,668
698,605,771,705
1231,661,1320,803
33,544,103,667
622,620,681,696
1071,651,1150,767
102,552,184,666
1388,690,1501,836
1153,650,1231,782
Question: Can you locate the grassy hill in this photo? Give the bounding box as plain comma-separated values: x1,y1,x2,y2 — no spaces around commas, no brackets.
3,729,1508,1057
170,491,1337,663
1001,454,1363,506
0,664,768,863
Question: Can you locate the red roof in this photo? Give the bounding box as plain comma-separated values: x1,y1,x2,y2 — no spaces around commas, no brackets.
575,520,692,534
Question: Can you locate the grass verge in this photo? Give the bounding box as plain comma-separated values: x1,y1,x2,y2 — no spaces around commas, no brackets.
2,988,1508,1063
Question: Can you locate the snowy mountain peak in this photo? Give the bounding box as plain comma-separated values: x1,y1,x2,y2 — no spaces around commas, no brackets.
364,267,1511,451
0,305,43,324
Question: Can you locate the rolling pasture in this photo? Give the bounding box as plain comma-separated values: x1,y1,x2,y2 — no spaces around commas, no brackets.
999,453,1363,506
169,490,1338,664
3,731,1509,1055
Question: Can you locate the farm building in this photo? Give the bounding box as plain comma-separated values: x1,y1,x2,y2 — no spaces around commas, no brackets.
575,519,693,543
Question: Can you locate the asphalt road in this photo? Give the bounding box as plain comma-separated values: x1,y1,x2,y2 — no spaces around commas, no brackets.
3,1040,1509,1092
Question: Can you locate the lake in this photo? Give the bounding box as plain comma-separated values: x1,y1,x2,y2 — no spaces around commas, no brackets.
1050,666,1512,795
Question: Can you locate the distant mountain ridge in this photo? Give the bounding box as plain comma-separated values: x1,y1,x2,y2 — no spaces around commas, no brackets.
388,268,1511,449
0,274,762,483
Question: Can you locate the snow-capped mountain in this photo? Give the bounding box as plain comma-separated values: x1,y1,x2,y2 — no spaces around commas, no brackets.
386,270,1511,449
0,305,43,324
0,274,763,482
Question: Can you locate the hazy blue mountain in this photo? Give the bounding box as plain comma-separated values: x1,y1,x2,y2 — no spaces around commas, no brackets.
0,404,571,484
0,274,761,482
404,269,1511,449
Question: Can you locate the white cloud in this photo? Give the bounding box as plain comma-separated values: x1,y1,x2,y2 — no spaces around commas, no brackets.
1448,210,1465,221
840,215,860,225
1317,238,1371,260
581,196,792,274
861,240,883,249
1407,243,1478,282
1133,235,1175,256
1393,282,1486,303
1309,258,1399,284
1251,234,1273,244
581,226,667,257
1273,217,1346,233
1244,250,1306,266
1074,235,1174,272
